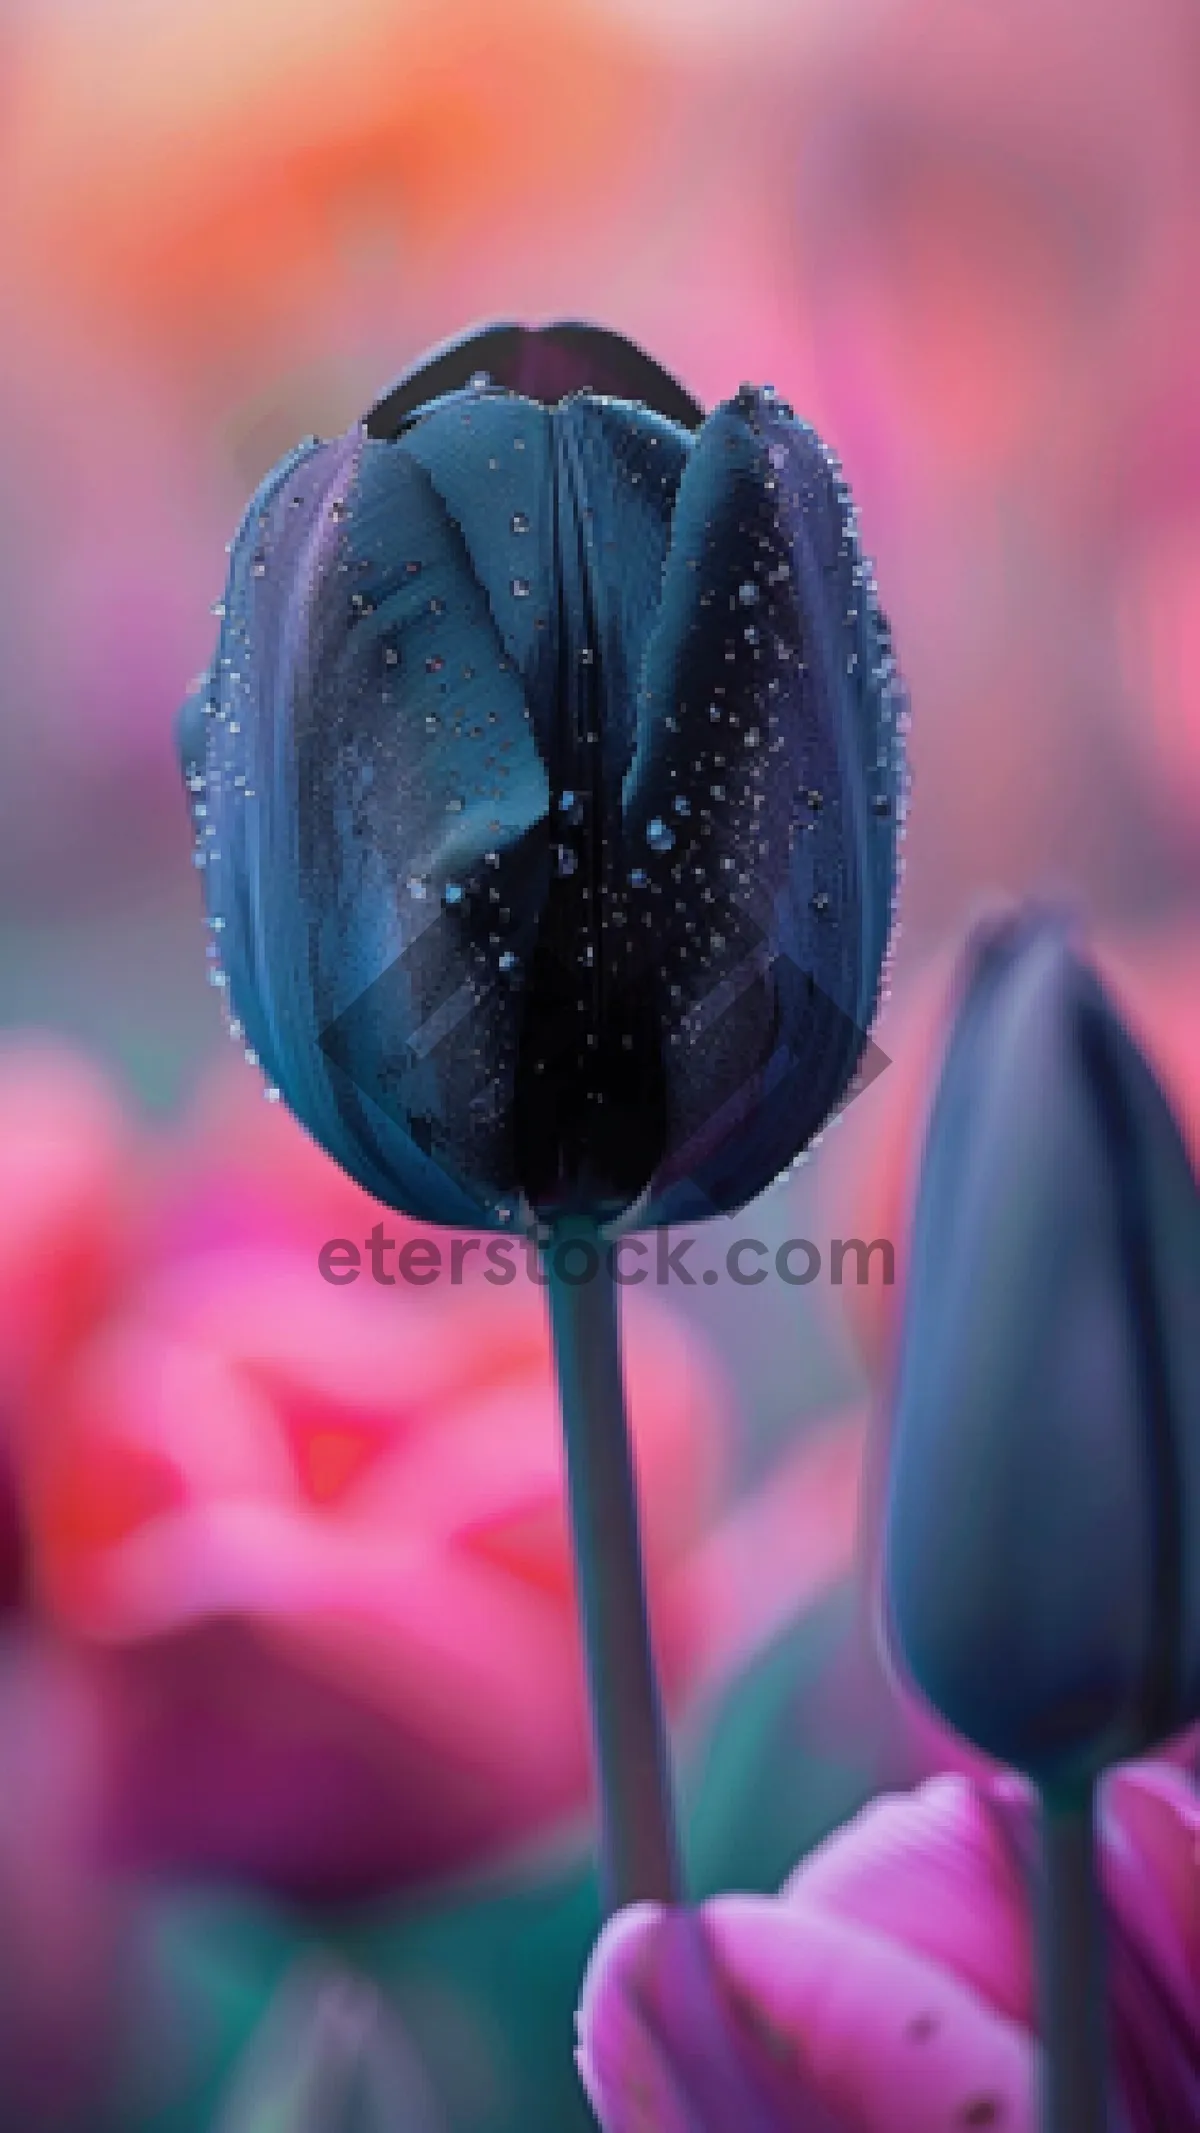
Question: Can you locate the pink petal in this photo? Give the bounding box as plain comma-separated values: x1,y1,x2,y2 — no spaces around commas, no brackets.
783,1775,1034,2030
579,1896,1033,2133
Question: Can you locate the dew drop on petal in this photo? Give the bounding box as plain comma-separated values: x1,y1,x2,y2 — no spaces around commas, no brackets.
647,817,675,853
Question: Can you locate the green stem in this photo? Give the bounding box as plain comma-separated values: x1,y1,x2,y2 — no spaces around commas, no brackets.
542,1215,682,1913
1036,1782,1109,2133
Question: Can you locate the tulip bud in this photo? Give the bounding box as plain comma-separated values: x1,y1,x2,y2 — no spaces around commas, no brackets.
182,322,905,1231
883,909,1200,1789
214,1956,441,2133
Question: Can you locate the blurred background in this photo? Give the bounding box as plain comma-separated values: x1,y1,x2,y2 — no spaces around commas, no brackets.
0,0,1196,2127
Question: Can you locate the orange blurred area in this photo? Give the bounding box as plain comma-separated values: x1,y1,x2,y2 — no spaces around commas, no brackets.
6,0,666,430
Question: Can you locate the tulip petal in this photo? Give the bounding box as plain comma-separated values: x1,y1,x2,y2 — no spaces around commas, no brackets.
200,422,553,1226
578,1897,1032,2133
365,318,704,439
623,390,904,1222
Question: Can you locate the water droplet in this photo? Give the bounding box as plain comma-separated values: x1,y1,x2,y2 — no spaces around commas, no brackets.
511,576,531,599
211,599,226,618
498,949,520,977
443,881,464,906
630,867,648,889
646,817,675,853
710,782,726,801
469,370,490,389
559,790,584,826
425,713,440,733
407,875,428,900
738,580,759,606
672,794,691,817
708,702,723,722
510,511,530,535
383,646,399,667
810,890,830,915
263,1084,281,1102
554,844,578,877
579,645,595,665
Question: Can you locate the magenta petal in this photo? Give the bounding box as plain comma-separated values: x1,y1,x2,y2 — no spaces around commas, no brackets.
980,1768,1200,2133
578,1903,853,2133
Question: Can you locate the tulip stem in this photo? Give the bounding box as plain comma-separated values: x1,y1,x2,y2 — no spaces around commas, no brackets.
1036,1782,1109,2133
542,1216,682,1914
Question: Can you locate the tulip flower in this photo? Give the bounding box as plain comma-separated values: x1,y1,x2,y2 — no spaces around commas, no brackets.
882,908,1200,2131
182,318,906,1910
576,1758,1199,2133
181,319,904,1233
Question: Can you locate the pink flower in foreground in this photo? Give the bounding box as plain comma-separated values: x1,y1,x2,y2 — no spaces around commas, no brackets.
578,1760,1199,2131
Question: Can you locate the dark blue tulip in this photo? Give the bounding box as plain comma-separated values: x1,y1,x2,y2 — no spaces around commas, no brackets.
883,909,1200,1789
181,321,905,1230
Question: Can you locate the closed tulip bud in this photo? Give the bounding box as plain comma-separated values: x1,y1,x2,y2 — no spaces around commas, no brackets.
181,322,905,1231
884,908,1200,1790
214,1957,442,2133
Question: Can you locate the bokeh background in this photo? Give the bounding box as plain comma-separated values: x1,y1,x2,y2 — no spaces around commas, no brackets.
0,1,1196,2128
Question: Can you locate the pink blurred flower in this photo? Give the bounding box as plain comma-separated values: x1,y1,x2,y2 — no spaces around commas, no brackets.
0,1049,735,1899
578,1758,1199,2131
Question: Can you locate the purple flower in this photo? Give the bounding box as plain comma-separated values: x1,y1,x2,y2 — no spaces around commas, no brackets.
577,1756,1199,2131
